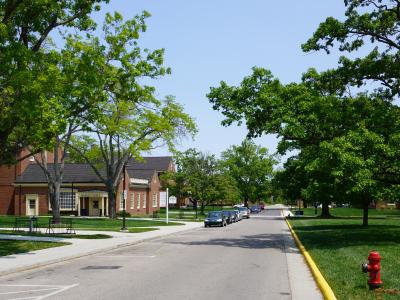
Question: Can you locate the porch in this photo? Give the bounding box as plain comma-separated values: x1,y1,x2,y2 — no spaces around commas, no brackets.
78,190,108,217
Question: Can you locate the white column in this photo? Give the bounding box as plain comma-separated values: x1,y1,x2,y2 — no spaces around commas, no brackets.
77,195,81,216
101,197,105,217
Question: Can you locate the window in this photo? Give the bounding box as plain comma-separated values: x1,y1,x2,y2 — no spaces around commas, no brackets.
143,193,146,208
29,199,36,209
60,192,76,210
130,193,134,209
137,193,141,209
152,193,157,207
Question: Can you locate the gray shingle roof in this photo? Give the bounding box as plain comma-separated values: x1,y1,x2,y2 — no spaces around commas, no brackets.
127,169,155,181
127,156,172,171
15,157,170,184
15,164,105,183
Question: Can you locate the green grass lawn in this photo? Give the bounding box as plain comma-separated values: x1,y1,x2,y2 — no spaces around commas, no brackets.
290,207,400,218
0,239,69,257
0,230,111,239
128,227,159,233
289,218,400,300
0,216,184,232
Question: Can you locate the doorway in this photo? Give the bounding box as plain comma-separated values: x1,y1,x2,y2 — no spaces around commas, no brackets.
25,195,39,216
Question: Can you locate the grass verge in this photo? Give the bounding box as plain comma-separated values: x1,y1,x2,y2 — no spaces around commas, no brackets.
0,239,69,257
290,207,400,218
288,218,400,300
0,216,184,231
0,230,111,239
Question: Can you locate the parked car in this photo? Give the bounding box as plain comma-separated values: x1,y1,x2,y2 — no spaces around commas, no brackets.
250,205,261,213
204,211,227,227
232,209,242,221
222,210,234,224
238,207,250,219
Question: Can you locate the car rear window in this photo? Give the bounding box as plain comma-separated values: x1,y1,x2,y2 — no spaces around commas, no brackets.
208,212,222,218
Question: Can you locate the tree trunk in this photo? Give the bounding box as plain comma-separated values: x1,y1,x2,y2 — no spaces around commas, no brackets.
244,198,249,208
49,183,61,223
200,201,205,214
320,202,331,218
362,202,369,227
108,188,117,219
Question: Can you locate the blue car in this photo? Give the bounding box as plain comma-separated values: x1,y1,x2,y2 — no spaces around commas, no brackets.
204,211,227,227
250,205,261,213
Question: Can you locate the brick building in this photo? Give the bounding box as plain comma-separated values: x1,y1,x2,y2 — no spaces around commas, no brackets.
0,153,174,217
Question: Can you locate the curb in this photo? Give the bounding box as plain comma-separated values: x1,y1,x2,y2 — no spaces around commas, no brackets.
0,224,201,278
284,216,337,300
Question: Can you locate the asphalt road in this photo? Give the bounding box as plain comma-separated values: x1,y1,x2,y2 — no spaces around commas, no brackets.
0,209,298,300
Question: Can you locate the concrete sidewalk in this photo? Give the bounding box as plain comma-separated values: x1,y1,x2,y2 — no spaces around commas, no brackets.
0,221,203,276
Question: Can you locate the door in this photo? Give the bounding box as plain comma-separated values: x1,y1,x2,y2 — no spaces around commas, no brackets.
26,195,38,216
89,198,100,216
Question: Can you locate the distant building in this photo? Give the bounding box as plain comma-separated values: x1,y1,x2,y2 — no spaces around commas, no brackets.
0,152,174,216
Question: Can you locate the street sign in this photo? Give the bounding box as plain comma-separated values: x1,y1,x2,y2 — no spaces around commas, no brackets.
169,196,177,204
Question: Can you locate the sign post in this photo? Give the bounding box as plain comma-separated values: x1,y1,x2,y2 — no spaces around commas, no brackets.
166,188,169,224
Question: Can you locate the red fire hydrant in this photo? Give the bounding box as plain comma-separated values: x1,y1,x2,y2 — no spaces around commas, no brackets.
362,250,382,289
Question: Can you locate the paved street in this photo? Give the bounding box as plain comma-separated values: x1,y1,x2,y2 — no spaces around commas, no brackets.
0,208,321,300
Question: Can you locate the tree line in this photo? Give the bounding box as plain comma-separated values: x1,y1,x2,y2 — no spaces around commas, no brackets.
161,140,276,214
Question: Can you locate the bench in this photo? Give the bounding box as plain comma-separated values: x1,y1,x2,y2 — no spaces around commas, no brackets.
46,218,76,234
13,217,39,233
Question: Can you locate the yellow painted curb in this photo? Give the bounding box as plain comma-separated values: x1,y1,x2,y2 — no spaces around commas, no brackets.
285,215,337,300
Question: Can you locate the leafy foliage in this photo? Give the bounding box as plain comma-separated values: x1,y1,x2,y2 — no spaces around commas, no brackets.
220,139,276,206
162,149,241,213
302,0,400,98
0,0,108,162
67,12,196,218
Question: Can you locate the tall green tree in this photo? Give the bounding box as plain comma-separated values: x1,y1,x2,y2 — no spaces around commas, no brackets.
207,68,400,222
220,139,276,207
68,12,196,219
32,31,108,223
0,0,108,163
166,149,240,214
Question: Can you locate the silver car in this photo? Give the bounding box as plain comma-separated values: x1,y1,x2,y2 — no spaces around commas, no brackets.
238,207,250,219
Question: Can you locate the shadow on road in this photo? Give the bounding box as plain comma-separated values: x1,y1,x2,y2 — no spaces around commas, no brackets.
168,232,299,254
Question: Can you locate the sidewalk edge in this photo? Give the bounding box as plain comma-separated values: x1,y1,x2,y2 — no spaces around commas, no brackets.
0,225,199,278
284,215,337,300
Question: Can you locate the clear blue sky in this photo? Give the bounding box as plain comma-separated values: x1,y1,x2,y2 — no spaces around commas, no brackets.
91,1,346,159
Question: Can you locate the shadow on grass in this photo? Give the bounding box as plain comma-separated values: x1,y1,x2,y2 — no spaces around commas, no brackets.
292,221,400,250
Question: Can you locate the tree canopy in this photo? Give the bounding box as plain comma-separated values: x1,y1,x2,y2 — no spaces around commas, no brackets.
0,0,108,163
67,12,196,218
302,0,400,98
220,139,276,206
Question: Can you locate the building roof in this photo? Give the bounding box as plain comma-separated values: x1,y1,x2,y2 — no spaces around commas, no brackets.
127,156,173,172
127,169,155,181
15,164,105,184
15,157,169,184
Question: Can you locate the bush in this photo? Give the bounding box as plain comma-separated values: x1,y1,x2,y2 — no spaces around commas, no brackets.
117,211,131,217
